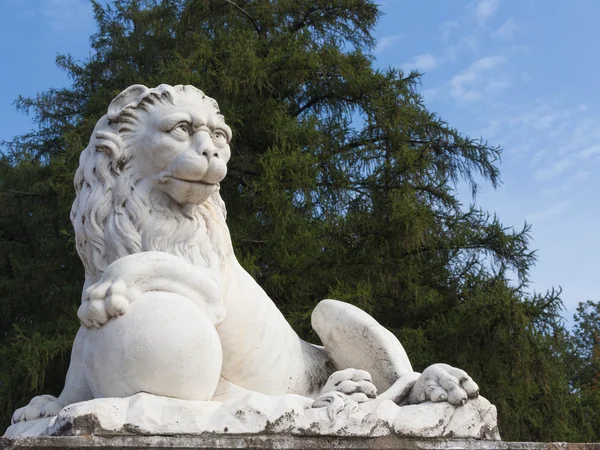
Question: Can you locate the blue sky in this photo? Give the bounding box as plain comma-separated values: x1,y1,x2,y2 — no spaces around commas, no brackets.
1,0,598,324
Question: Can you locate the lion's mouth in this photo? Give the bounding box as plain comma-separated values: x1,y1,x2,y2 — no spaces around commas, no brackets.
173,177,215,186
161,175,217,187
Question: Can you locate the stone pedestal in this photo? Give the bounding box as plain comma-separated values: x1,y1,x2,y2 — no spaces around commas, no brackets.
4,393,499,440
1,436,599,450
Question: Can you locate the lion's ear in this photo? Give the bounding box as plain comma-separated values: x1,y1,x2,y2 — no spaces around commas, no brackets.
107,85,150,120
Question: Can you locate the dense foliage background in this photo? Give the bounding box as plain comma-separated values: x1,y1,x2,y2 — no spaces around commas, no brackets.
1,0,598,440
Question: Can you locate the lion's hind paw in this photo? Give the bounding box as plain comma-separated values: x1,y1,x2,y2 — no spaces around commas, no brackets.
312,391,359,423
11,395,64,423
409,363,480,406
321,368,377,403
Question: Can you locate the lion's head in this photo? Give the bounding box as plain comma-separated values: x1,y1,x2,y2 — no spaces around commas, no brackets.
71,84,234,283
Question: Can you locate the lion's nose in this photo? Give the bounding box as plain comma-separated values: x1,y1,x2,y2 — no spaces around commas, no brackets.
201,149,219,161
195,131,219,161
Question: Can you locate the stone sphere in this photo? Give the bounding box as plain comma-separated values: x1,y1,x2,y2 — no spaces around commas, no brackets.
82,292,222,401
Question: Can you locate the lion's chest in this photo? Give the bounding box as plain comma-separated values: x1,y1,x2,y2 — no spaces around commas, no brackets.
133,203,230,274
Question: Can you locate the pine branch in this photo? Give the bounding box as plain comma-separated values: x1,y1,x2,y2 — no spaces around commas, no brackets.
224,0,262,35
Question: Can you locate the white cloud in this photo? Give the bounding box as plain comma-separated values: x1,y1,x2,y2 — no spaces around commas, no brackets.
493,18,517,40
449,72,477,97
537,183,570,199
474,0,500,24
477,101,600,186
526,200,570,224
578,144,600,160
476,119,501,139
532,115,556,130
461,36,481,53
504,102,572,137
488,79,510,92
568,170,590,182
567,118,600,151
448,56,507,101
440,21,461,39
421,88,439,103
470,55,506,71
376,35,401,54
534,156,574,181
444,35,482,63
537,170,589,199
401,54,439,73
530,149,546,167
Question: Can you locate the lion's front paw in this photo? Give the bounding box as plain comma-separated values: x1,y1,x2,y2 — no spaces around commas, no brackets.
312,391,359,423
78,279,140,328
321,368,377,403
11,395,65,423
408,363,479,406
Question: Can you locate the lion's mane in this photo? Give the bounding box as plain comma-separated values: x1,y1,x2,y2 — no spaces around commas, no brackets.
70,85,232,284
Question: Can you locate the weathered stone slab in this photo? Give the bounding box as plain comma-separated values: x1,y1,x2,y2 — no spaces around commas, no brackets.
5,393,498,440
1,436,599,450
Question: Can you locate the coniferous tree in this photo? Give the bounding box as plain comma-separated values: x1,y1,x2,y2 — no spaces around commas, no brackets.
565,301,600,440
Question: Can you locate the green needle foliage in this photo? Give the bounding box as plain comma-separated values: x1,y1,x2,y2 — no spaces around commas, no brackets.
0,0,598,440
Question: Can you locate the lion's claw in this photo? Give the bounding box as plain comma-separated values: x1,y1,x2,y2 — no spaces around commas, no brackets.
39,399,64,418
463,379,480,399
408,363,479,406
88,299,109,326
426,385,449,403
105,293,129,317
12,395,64,423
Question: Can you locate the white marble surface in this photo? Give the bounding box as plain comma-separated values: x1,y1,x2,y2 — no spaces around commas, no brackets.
6,84,496,439
5,392,499,439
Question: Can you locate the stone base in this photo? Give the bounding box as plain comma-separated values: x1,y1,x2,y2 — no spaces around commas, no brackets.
4,393,499,439
1,436,599,450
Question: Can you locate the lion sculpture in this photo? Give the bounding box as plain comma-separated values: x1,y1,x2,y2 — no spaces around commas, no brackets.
10,84,481,430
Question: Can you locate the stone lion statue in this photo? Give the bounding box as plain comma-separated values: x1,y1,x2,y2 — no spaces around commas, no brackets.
9,84,483,432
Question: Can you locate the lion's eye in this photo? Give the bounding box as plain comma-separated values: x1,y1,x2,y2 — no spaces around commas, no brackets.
213,130,227,141
172,123,191,135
